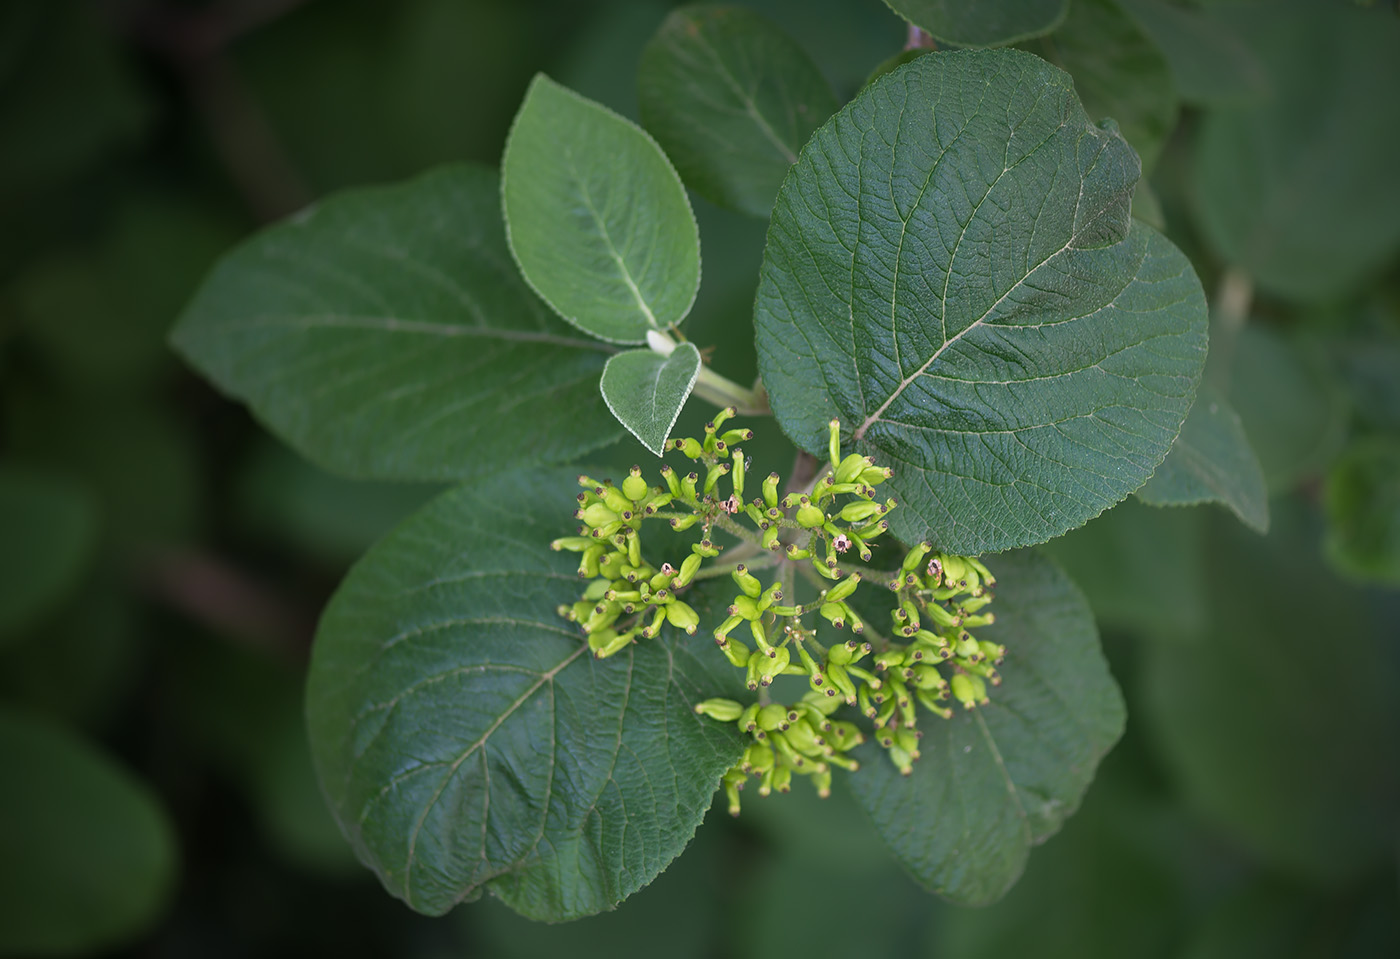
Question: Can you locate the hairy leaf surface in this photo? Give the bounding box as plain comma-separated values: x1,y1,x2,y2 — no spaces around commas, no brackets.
171,164,620,481
307,469,745,919
755,49,1208,554
600,343,701,456
848,550,1124,905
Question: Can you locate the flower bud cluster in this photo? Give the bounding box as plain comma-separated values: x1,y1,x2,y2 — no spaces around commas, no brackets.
554,413,1005,813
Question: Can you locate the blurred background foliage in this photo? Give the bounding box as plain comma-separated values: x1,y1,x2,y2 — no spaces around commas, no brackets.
0,0,1397,956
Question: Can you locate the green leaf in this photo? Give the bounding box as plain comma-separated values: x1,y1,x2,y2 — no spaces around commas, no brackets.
881,0,1067,47
0,467,98,642
755,49,1209,555
600,343,701,456
306,468,746,919
0,709,176,955
637,5,838,219
1323,438,1400,588
1191,0,1400,301
1117,0,1268,106
847,550,1125,905
1022,0,1178,171
502,74,701,343
171,164,622,482
1137,385,1269,534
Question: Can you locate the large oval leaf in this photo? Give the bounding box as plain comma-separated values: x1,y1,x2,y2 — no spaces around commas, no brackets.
502,74,701,343
171,163,621,482
755,49,1208,555
847,550,1124,905
307,468,745,919
0,709,177,955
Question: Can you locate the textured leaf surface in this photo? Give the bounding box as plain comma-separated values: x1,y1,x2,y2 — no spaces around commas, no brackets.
1137,385,1268,533
848,550,1124,905
600,343,701,456
307,469,745,919
1023,0,1177,171
638,5,837,219
0,467,98,642
171,164,621,481
503,74,700,343
0,709,176,955
1192,0,1400,301
1323,439,1400,587
755,49,1208,555
882,0,1067,47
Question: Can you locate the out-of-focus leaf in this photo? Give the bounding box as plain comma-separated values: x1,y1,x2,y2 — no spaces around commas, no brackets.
638,5,837,218
599,343,700,455
1117,0,1268,106
1023,0,1178,171
307,469,745,919
1041,497,1206,640
1140,496,1400,884
1323,438,1400,587
755,49,1208,554
1137,385,1269,534
0,466,98,642
172,164,622,481
1191,0,1400,301
848,551,1125,905
0,709,176,956
880,0,1067,47
1227,326,1348,494
502,75,700,343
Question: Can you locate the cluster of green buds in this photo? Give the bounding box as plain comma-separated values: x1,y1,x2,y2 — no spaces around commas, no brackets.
553,413,1006,814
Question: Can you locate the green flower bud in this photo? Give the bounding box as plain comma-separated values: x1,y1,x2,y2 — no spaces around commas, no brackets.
670,513,700,532
659,464,682,498
642,491,673,515
622,468,649,503
695,698,745,722
810,766,833,799
674,552,703,588
979,640,1006,664
671,436,704,459
665,600,700,634
922,601,960,629
894,727,921,759
857,682,877,719
731,564,763,599
578,544,605,578
784,718,828,757
758,646,791,686
960,593,993,613
951,672,978,710
580,503,619,528
761,524,782,552
767,730,806,768
825,662,858,704
771,762,794,794
967,555,996,588
598,485,631,514
745,651,763,691
938,553,969,587
703,461,731,496
828,419,843,468
743,742,774,774
761,472,781,509
551,536,595,552
724,774,743,817
796,503,826,528
914,687,954,719
757,703,790,731
962,612,995,628
822,573,861,606
827,642,852,666
641,605,667,639
858,465,893,486
785,543,813,560
692,538,721,558
819,603,846,629
955,631,981,659
737,701,761,733
809,557,841,581
719,638,751,668
719,427,754,446
680,471,700,504
837,500,884,524
730,594,761,620
626,530,642,567
714,614,743,642
886,744,915,776
730,449,747,499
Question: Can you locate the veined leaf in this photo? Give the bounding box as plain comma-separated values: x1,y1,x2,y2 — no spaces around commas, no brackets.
638,5,838,219
171,164,621,482
502,74,700,343
600,343,701,456
1137,384,1268,534
755,49,1208,555
307,469,745,919
881,0,1067,48
848,550,1125,905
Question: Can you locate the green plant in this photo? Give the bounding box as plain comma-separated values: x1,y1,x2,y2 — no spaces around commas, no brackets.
159,0,1397,930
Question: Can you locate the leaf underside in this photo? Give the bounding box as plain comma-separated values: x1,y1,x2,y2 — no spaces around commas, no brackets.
600,343,702,456
755,49,1208,555
306,469,745,920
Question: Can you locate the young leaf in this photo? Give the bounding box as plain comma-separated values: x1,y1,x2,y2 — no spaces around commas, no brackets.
0,467,98,642
1191,0,1400,301
0,710,176,955
1323,438,1400,588
600,342,701,456
847,550,1125,905
881,0,1067,48
1136,384,1269,534
1021,0,1178,172
171,164,622,482
502,74,700,343
637,5,838,219
306,469,746,920
755,49,1208,555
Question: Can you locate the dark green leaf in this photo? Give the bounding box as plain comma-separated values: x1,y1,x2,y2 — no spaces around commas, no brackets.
600,343,701,456
171,164,622,482
638,5,838,219
881,0,1067,48
1137,385,1269,534
1324,438,1400,587
0,467,98,642
1023,0,1178,171
307,469,746,919
1191,0,1400,301
755,49,1208,555
502,74,700,343
848,550,1125,905
1117,0,1268,106
0,710,176,955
